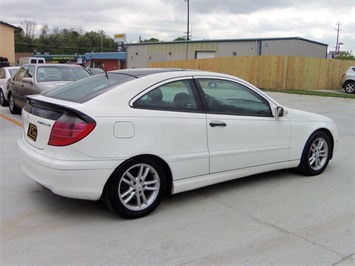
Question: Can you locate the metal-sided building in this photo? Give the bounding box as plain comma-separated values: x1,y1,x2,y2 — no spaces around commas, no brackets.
126,37,328,68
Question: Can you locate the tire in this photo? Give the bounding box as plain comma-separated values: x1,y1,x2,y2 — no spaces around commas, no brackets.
0,89,8,106
103,157,167,219
8,93,20,114
344,81,355,94
298,131,331,176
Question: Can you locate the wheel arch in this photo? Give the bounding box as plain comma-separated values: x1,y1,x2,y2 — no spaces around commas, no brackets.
316,128,335,160
304,128,335,160
344,80,355,86
103,154,173,197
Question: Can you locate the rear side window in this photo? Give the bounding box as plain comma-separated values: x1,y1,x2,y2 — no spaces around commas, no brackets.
13,67,27,81
46,74,135,103
133,80,199,111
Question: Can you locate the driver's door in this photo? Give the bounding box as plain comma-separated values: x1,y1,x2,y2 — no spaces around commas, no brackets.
196,78,291,173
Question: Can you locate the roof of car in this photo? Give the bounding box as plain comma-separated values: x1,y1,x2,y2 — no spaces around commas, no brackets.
21,63,85,67
0,66,20,69
109,68,199,78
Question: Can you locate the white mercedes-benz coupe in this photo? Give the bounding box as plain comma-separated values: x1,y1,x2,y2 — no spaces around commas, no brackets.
18,68,338,218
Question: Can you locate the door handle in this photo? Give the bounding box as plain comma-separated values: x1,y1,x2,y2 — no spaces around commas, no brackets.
209,121,227,127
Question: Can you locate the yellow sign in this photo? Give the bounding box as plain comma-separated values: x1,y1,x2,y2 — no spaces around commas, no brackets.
114,34,125,38
114,33,126,43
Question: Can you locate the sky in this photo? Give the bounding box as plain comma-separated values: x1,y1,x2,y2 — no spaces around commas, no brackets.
1,0,354,54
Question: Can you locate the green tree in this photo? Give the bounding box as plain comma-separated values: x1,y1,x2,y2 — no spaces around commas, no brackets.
14,23,118,54
335,51,355,60
15,31,34,53
142,38,160,42
173,37,186,41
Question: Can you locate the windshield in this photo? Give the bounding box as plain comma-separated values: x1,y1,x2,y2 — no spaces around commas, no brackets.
45,73,136,103
37,66,90,82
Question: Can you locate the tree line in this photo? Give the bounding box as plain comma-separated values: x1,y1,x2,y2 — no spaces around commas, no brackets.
15,20,187,55
15,20,354,60
15,20,121,54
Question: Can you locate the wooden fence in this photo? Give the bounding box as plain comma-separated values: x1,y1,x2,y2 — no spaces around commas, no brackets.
150,55,355,91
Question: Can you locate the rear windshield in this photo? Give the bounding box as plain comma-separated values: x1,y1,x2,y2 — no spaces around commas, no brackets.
37,65,90,82
45,73,136,103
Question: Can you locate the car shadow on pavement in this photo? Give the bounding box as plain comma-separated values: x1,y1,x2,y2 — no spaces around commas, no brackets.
26,169,300,220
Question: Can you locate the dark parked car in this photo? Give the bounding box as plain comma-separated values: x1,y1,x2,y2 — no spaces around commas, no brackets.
7,63,91,113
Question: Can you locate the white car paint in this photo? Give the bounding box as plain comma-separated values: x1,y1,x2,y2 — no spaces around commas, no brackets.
17,69,338,217
0,66,20,102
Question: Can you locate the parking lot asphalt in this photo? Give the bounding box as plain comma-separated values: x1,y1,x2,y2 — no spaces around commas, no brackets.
1,92,354,265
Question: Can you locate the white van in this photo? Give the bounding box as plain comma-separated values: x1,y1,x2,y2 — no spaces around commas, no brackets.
17,57,46,66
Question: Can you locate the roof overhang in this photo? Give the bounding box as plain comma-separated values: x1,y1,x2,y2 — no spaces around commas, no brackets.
85,52,126,60
0,21,22,32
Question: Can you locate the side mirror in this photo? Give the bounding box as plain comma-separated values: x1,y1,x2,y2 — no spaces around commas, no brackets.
276,106,286,118
22,77,33,84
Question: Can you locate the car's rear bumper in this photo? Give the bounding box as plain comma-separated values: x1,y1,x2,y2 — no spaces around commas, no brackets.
17,135,121,201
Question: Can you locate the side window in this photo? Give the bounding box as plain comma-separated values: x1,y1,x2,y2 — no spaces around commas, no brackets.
197,79,272,117
0,69,4,79
25,66,35,78
133,80,199,111
14,68,27,81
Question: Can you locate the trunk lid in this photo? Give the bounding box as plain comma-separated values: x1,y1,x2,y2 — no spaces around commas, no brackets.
21,96,95,150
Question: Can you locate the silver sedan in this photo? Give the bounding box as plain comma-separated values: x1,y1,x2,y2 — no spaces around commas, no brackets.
6,63,91,114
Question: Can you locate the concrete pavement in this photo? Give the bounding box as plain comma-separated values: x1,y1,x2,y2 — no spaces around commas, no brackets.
1,92,354,265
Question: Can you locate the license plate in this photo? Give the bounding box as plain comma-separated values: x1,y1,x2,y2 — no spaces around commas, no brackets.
27,123,38,142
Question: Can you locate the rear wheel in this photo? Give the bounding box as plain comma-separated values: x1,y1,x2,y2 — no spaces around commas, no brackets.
103,157,166,219
8,93,20,114
298,131,331,176
0,89,8,106
344,81,355,94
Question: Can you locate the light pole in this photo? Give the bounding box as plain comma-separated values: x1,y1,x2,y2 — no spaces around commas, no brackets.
185,0,190,60
335,22,341,56
99,30,103,52
186,0,190,41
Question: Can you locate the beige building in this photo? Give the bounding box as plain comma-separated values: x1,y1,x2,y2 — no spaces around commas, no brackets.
126,37,328,68
0,21,22,65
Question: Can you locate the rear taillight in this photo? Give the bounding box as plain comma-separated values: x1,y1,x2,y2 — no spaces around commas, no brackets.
341,74,346,78
48,113,96,146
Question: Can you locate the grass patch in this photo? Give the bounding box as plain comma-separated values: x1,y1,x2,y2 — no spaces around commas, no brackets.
262,89,355,99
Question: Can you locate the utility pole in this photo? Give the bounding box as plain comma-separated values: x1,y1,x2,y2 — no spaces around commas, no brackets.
335,22,342,56
185,0,190,60
100,30,103,52
185,0,190,41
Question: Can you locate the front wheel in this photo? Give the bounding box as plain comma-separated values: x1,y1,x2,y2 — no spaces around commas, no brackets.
344,81,355,94
103,157,167,219
298,131,331,176
8,93,20,114
0,89,8,106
